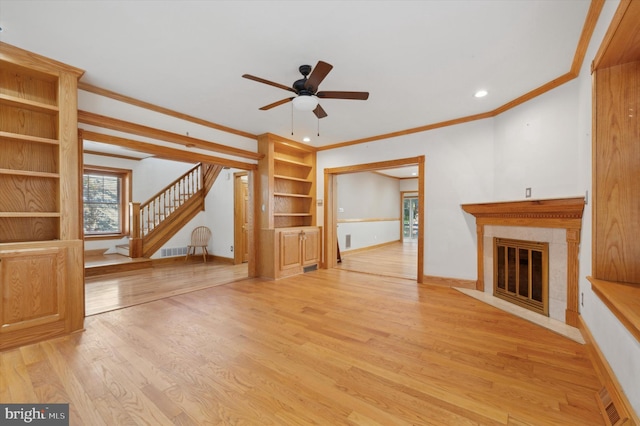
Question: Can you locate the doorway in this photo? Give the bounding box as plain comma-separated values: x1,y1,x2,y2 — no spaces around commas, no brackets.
324,156,425,283
402,193,419,242
234,172,249,264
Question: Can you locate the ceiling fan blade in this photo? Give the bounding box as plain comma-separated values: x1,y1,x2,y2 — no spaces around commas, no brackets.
317,91,369,100
259,97,294,110
313,104,328,119
242,74,296,93
304,61,333,92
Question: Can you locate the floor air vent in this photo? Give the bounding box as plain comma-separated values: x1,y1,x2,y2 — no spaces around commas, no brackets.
303,264,318,273
596,386,627,426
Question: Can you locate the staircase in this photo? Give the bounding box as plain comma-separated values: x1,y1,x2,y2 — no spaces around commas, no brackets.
129,163,223,259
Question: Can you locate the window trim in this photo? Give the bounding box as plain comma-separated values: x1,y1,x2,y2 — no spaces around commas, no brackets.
83,165,132,240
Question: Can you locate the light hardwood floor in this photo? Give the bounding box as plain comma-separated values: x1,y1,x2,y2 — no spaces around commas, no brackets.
338,241,418,279
2,266,604,425
85,259,249,316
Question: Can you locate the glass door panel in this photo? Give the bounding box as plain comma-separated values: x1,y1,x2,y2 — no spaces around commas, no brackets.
403,196,418,241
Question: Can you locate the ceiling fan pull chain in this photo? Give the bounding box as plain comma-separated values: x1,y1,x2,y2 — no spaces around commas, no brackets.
291,103,294,135
317,116,320,137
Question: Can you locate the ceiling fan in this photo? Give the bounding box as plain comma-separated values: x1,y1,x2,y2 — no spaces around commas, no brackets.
242,61,369,119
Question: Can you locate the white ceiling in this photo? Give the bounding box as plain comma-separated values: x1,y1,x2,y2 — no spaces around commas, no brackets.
0,0,591,153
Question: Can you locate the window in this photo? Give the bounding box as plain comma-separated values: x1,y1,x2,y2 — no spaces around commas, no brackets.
83,166,132,237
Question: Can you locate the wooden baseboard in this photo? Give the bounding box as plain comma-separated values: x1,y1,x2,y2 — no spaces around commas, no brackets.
212,255,234,264
422,275,476,289
155,254,234,266
85,258,152,277
578,315,638,425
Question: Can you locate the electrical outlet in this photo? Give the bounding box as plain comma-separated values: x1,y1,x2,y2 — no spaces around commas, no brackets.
230,246,233,252
581,292,584,307
525,187,531,198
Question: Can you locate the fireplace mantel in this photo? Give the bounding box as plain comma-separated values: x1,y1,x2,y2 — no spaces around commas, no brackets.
461,197,586,327
461,197,585,228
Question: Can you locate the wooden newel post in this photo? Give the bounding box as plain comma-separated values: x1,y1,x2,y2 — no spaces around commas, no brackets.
129,202,143,258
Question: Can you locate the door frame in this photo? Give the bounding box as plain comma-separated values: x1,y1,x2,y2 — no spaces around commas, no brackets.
323,155,425,283
233,171,249,265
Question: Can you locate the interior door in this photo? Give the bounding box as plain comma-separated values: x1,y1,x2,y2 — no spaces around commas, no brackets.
241,180,249,263
234,173,250,264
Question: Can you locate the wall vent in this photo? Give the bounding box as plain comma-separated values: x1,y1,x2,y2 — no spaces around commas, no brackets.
161,247,188,257
595,386,627,426
345,234,351,249
303,264,318,273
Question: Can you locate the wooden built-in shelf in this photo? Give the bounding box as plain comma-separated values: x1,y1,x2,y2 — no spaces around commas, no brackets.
0,168,59,178
0,212,61,218
274,157,312,168
589,277,640,343
0,42,84,350
0,131,59,145
258,133,320,277
274,213,312,217
0,93,59,114
274,193,312,198
274,174,312,183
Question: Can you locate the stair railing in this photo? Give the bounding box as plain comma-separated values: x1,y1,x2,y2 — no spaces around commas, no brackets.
133,164,203,240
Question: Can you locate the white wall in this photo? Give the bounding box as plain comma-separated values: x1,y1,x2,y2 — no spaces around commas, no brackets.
399,178,418,192
336,172,400,251
317,118,495,280
492,80,582,201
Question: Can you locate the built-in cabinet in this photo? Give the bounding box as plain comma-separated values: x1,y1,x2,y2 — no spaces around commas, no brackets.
257,133,321,278
0,42,85,350
276,226,321,278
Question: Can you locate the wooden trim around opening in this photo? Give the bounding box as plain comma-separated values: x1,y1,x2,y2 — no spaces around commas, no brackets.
324,156,425,283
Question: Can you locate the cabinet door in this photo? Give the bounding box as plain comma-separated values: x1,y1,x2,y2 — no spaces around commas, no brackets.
279,230,302,272
302,228,320,266
0,247,66,348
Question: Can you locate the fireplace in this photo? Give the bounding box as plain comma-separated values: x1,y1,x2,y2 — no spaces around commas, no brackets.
462,197,585,326
494,237,548,316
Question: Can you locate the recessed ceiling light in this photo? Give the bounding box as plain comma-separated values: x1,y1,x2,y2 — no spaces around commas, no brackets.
474,90,488,98
302,137,311,143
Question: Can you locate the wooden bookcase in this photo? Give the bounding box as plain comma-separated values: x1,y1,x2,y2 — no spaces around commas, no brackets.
256,133,321,278
0,42,85,350
257,133,316,229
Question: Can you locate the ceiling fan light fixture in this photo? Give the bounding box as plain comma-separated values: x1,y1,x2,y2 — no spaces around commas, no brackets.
292,95,319,111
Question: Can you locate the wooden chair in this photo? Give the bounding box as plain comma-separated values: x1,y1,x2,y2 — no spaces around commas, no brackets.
185,226,212,263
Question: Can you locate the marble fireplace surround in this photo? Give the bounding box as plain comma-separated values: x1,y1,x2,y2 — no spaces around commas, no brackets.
461,197,586,328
